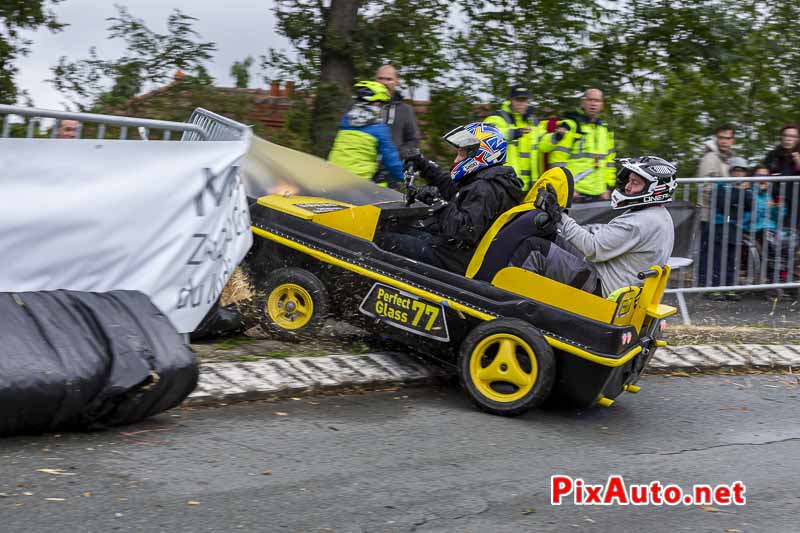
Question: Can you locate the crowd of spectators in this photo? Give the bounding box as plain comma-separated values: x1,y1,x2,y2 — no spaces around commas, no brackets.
695,124,800,300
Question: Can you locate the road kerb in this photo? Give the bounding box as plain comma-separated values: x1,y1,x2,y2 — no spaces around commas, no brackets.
187,345,800,405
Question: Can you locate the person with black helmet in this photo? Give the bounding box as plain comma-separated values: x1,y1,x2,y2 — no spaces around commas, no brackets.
512,156,677,296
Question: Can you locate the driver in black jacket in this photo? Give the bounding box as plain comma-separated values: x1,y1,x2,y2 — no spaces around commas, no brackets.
382,122,524,274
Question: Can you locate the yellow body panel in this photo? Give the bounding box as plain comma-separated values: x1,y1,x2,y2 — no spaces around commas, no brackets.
257,195,381,242
610,287,641,326
312,204,381,242
647,303,678,319
629,266,662,331
252,226,496,322
257,195,355,220
596,396,615,407
491,267,617,323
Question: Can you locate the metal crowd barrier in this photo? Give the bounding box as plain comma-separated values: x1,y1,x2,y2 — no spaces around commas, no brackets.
0,105,249,142
667,176,800,324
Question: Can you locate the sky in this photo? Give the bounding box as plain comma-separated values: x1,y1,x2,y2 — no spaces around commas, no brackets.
16,0,291,110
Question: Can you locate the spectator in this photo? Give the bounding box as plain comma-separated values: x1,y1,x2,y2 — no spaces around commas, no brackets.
763,124,800,227
57,119,79,139
695,124,736,289
764,124,800,176
375,64,420,160
537,88,616,203
328,81,404,187
484,84,539,191
705,156,749,301
745,165,796,299
742,165,783,235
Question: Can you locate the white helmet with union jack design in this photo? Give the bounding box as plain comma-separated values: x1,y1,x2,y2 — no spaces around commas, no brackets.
611,156,678,210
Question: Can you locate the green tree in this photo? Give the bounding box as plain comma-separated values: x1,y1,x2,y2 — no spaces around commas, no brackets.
0,0,65,104
230,56,253,88
592,0,800,174
454,0,605,111
596,1,745,174
49,6,216,110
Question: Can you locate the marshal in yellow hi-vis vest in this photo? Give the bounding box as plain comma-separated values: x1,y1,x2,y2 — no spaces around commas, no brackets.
483,85,539,191
537,90,616,199
537,112,615,197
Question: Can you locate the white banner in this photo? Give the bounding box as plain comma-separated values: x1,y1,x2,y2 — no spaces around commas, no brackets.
0,137,252,333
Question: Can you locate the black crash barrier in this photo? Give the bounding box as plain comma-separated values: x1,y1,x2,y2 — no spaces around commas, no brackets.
190,300,245,341
0,290,198,436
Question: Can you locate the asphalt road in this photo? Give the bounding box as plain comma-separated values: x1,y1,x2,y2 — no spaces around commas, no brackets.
2,374,799,533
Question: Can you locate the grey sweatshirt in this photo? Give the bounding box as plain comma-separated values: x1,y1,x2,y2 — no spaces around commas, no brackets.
559,205,675,296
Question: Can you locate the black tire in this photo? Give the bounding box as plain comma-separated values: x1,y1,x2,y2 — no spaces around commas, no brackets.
257,268,329,341
459,318,556,417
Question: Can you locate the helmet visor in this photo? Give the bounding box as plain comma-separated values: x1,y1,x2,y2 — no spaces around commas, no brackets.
616,168,632,191
442,125,479,149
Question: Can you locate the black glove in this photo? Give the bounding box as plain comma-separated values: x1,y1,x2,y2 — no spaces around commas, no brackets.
404,151,428,172
552,121,571,143
533,184,562,234
416,185,442,206
508,127,533,142
399,147,419,160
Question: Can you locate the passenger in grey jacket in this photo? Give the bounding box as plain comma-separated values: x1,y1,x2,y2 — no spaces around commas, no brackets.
512,156,677,297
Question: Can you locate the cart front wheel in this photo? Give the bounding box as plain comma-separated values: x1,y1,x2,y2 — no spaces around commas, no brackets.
259,268,329,341
459,319,555,417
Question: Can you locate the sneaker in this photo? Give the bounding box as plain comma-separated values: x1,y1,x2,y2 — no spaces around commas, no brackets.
704,291,725,301
724,291,741,301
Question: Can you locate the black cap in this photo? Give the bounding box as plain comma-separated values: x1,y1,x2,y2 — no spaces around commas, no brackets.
510,84,530,99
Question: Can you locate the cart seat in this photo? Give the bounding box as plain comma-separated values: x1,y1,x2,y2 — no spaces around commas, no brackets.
465,167,574,281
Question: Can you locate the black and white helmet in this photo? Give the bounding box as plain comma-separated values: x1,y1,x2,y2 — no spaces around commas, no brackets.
611,156,678,210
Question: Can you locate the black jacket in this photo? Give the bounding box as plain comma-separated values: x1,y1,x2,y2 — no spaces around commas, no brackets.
381,91,420,159
763,145,800,224
416,159,524,274
764,145,800,176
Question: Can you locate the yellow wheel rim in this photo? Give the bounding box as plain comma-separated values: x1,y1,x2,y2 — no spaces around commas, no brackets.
267,283,314,330
469,333,538,403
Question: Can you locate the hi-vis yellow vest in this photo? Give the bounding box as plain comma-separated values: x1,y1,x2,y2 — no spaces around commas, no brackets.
537,113,615,197
484,101,539,191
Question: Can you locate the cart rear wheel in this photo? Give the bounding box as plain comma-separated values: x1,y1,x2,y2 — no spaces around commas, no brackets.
258,268,329,341
459,319,555,417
